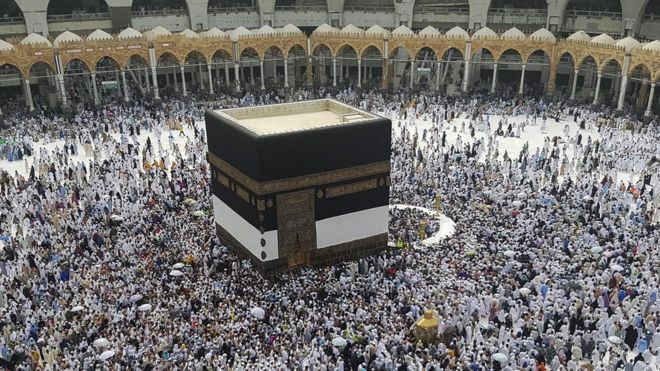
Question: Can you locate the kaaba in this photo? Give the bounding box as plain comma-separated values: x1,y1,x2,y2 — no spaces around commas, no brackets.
205,99,391,271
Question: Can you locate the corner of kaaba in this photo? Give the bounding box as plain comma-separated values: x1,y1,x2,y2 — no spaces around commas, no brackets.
205,99,391,271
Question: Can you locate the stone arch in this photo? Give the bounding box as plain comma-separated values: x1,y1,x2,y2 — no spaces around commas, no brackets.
238,47,261,88
64,58,91,75
94,55,122,73
555,50,575,67
576,54,599,72
624,63,652,108
524,49,551,65
125,54,150,69
359,44,383,59
264,45,284,61
600,58,621,75
286,43,307,57
628,62,651,79
471,47,495,64
239,46,262,62
184,50,207,66
157,52,181,66
496,48,523,64
312,43,334,58
26,60,55,80
438,47,464,61
0,63,23,84
211,48,232,63
336,44,358,59
388,46,411,61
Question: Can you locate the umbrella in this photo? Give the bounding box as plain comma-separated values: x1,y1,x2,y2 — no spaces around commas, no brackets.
192,210,206,217
98,350,116,361
590,246,603,254
332,337,347,347
71,305,84,312
93,338,110,348
250,307,265,320
110,215,124,221
503,250,516,257
512,200,522,207
169,270,184,277
183,198,196,205
138,304,152,312
582,195,593,201
492,352,508,364
610,264,624,272
465,250,477,257
608,335,623,344
518,288,531,296
517,192,527,199
172,263,185,269
129,294,143,303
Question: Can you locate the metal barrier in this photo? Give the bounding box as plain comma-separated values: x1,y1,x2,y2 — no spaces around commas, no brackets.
132,8,190,17
47,12,111,21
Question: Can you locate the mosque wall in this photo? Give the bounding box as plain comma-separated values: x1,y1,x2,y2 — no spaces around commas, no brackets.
47,19,114,34
208,12,261,30
132,15,191,32
272,11,327,28
563,13,623,35
342,11,395,29
0,23,27,37
640,18,660,40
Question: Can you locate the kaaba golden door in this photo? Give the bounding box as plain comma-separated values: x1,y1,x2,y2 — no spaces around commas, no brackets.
276,189,316,268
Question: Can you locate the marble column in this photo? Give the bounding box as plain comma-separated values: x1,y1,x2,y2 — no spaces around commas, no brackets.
90,72,100,105
593,73,602,105
207,64,214,95
23,78,34,111
332,58,337,87
151,67,160,99
121,69,129,102
518,64,526,94
462,60,471,92
260,60,265,90
409,60,414,89
234,63,240,92
180,66,187,97
491,63,498,93
617,74,628,111
284,59,289,88
357,58,362,88
645,83,655,116
570,69,579,100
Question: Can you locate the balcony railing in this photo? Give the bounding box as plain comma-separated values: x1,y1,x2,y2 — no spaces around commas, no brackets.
208,6,257,14
132,8,189,17
642,14,660,21
0,16,24,24
47,12,111,21
413,6,469,15
273,5,327,11
488,8,547,16
564,10,622,18
343,4,395,11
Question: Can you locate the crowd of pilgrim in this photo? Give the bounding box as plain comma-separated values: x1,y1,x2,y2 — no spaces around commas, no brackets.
0,78,658,371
